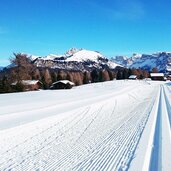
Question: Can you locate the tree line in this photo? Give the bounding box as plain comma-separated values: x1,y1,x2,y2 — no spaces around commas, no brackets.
0,53,151,93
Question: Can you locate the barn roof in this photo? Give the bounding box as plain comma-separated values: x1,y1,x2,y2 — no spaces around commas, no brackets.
129,75,137,79
52,80,75,86
12,80,42,86
150,73,164,77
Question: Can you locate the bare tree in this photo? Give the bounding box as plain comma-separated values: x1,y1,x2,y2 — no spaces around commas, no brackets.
32,68,41,80
42,68,52,88
152,67,158,73
103,70,110,81
83,71,91,84
10,53,35,81
73,72,83,85
57,70,67,80
66,72,74,82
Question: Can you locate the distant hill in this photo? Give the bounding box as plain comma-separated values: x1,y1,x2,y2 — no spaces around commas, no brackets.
111,52,171,72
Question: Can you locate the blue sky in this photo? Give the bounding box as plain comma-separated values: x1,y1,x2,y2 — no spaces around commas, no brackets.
0,0,171,66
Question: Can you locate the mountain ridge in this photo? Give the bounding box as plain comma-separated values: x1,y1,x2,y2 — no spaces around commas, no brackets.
29,48,120,71
111,52,171,72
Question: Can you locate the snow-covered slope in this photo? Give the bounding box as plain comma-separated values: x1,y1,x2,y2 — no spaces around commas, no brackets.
112,52,171,72
29,55,41,61
111,54,142,67
0,80,171,170
66,49,103,62
111,56,130,66
44,54,64,60
32,48,120,71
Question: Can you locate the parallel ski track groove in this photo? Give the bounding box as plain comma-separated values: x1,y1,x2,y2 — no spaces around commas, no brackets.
74,100,154,171
0,107,91,171
163,85,171,128
0,86,158,171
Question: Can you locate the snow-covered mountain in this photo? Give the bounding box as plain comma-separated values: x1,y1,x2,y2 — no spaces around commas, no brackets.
65,49,103,62
0,66,4,71
111,56,130,66
30,48,120,71
112,52,171,72
65,48,79,56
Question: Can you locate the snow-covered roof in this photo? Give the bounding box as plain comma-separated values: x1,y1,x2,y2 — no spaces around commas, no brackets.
12,80,42,86
129,75,137,79
150,73,164,77
52,80,75,86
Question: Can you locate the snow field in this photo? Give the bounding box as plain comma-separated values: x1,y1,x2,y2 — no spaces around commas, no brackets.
0,80,170,171
130,83,171,171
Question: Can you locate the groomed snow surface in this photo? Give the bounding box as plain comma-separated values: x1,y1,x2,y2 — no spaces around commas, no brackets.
0,80,171,171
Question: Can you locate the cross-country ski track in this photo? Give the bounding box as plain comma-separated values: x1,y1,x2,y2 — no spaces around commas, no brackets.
0,80,171,171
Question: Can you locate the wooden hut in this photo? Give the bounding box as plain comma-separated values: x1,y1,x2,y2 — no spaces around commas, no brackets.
12,80,42,91
51,80,75,89
150,73,165,81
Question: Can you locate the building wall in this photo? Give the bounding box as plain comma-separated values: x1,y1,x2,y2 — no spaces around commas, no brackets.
151,76,164,81
24,83,41,91
53,82,73,89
